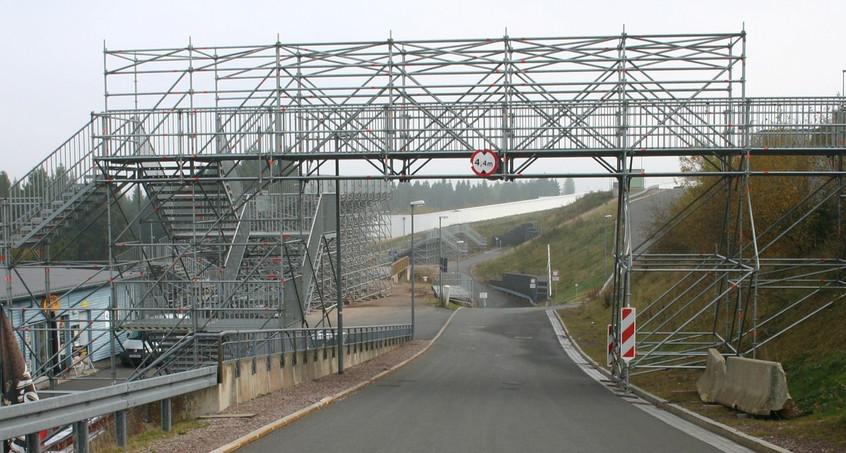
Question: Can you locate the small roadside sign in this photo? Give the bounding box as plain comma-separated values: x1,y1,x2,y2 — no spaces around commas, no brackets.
552,269,560,282
620,307,636,362
606,324,615,367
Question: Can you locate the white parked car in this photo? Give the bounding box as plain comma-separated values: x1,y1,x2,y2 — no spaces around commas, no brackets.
119,331,157,366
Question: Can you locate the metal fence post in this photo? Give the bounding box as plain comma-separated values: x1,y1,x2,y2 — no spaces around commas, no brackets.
217,335,224,383
114,410,127,448
25,433,41,453
161,398,172,432
74,420,90,453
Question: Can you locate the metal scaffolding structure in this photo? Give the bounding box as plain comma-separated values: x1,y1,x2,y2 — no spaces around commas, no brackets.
305,180,393,323
402,224,483,265
1,32,845,389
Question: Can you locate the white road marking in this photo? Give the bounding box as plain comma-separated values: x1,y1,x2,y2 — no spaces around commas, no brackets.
547,310,757,453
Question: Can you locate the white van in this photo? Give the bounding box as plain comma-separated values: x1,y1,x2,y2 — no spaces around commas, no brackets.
119,331,156,366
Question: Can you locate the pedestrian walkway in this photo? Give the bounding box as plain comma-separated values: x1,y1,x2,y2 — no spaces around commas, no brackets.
305,282,453,341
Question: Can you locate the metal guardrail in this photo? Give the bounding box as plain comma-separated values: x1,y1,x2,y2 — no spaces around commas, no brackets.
489,284,535,305
0,324,409,446
0,367,217,441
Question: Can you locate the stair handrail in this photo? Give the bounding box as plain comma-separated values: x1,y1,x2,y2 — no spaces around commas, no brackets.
222,198,252,282
4,117,100,236
129,332,196,381
452,224,487,247
300,193,335,313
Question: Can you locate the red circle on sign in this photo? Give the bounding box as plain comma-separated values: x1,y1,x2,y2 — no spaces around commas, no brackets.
470,149,500,177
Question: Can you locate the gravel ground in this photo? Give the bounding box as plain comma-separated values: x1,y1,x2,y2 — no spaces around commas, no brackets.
130,340,429,453
761,436,842,453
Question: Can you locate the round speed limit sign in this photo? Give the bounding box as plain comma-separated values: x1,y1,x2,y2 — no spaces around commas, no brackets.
470,149,500,177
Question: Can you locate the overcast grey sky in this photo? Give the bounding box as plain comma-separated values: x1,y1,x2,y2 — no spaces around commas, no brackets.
2,0,844,189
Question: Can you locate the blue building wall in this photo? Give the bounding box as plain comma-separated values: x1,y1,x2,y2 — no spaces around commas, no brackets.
9,283,124,374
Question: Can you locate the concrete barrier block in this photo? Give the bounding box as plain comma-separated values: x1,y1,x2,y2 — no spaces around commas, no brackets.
696,348,726,403
697,349,795,416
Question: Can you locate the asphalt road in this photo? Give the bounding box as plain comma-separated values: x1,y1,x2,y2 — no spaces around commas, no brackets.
237,307,733,453
462,247,530,309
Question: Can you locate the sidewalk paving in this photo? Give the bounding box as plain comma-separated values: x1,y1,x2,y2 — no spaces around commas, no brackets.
305,282,453,341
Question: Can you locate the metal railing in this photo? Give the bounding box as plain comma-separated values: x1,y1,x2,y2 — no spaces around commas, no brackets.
91,99,846,161
437,272,475,305
2,119,101,248
450,224,487,247
210,324,412,364
130,324,412,381
4,98,842,249
0,323,409,447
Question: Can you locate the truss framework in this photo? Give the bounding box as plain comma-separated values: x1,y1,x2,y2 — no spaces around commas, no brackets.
1,33,845,387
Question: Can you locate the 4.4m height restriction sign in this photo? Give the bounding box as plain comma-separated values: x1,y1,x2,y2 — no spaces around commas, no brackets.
470,149,500,177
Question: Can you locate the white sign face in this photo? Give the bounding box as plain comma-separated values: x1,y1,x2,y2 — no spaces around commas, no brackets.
479,292,488,299
470,149,499,177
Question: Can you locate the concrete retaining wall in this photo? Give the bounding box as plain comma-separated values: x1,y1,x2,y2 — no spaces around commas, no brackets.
697,349,795,416
179,337,405,419
488,272,548,304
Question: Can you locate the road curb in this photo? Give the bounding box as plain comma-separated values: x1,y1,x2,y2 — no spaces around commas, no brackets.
209,308,462,453
550,309,790,453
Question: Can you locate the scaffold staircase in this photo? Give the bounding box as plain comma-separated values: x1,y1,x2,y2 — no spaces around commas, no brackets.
0,118,109,256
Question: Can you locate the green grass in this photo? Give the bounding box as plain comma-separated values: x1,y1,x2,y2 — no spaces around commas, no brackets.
95,419,209,453
788,352,846,418
473,191,615,303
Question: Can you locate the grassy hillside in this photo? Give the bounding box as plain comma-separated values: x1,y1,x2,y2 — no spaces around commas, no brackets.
471,190,846,450
473,191,614,302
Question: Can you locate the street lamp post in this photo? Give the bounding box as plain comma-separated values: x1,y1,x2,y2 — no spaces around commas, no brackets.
409,200,425,339
438,215,448,307
604,214,612,279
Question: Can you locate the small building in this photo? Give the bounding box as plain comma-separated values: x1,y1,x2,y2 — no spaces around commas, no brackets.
3,267,121,377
